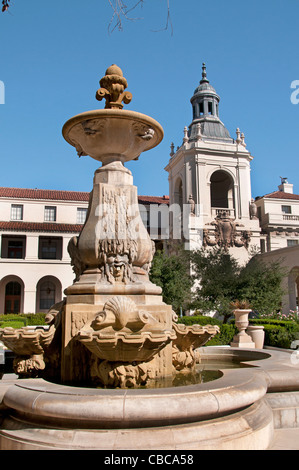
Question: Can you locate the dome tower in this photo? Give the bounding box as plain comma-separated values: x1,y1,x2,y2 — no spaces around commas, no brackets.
189,63,233,142
165,63,261,262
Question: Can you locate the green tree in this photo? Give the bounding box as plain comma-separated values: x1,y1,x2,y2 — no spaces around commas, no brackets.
237,257,286,316
191,248,286,321
149,247,193,314
191,247,241,322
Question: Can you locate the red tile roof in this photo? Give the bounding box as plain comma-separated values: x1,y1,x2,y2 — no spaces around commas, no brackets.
259,191,299,201
0,187,90,202
0,221,83,233
0,188,169,233
138,195,169,205
0,187,169,204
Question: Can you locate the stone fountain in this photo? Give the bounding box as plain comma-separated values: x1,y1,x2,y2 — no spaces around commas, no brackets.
3,65,299,451
0,65,218,390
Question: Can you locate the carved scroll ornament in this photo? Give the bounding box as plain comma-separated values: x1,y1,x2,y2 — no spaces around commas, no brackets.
203,211,252,250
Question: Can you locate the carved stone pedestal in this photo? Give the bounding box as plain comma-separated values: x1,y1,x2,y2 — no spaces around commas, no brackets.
61,164,175,387
61,292,175,387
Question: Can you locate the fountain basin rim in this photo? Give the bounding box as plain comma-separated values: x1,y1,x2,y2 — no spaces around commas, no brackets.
198,347,272,364
3,347,299,429
62,108,164,148
3,367,268,429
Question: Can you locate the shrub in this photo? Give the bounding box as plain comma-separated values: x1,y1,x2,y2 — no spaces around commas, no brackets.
262,324,299,349
0,320,26,329
0,313,47,328
206,324,237,345
263,325,290,349
249,317,297,327
22,313,47,325
0,315,27,327
177,315,222,327
0,313,26,321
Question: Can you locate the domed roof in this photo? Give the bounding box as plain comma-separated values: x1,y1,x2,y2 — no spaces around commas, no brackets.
200,120,232,140
189,63,233,143
192,63,219,98
193,81,217,95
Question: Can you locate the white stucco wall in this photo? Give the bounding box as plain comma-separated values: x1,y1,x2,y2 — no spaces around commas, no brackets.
257,245,299,314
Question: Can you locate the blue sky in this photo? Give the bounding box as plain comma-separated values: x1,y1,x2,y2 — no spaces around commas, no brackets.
0,0,298,198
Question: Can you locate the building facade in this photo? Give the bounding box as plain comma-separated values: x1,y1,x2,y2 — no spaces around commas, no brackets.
255,245,299,314
253,179,299,314
254,178,299,252
0,187,168,313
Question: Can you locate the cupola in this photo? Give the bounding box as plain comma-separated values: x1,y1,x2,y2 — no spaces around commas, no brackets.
189,63,233,142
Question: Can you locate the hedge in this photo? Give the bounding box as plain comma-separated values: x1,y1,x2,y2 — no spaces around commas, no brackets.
178,315,299,349
249,318,299,349
249,317,299,331
177,315,222,327
0,313,47,327
0,320,27,329
206,324,237,346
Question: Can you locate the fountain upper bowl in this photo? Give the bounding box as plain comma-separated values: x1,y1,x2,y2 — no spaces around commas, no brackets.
62,109,164,164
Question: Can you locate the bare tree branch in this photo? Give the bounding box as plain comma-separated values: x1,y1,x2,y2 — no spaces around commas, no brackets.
2,0,10,13
1,0,173,35
151,0,173,35
107,0,145,33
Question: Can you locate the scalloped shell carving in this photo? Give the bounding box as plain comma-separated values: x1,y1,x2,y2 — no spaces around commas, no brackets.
104,296,137,329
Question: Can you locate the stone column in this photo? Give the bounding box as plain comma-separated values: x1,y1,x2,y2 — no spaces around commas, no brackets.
23,286,37,313
25,234,39,261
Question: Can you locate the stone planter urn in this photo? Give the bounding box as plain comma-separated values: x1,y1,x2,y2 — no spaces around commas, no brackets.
247,325,265,349
230,309,255,348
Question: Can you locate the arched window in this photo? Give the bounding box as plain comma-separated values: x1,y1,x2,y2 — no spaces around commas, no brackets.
192,105,196,119
174,178,183,211
210,170,235,216
5,281,21,314
39,281,56,310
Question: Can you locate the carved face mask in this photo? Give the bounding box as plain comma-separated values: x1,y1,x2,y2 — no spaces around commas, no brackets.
107,253,130,280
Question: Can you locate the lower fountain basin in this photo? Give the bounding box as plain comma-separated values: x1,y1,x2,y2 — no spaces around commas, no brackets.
1,365,267,430
0,348,272,429
1,347,299,450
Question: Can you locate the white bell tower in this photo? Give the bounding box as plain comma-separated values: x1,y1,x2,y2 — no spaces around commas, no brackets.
165,64,260,263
